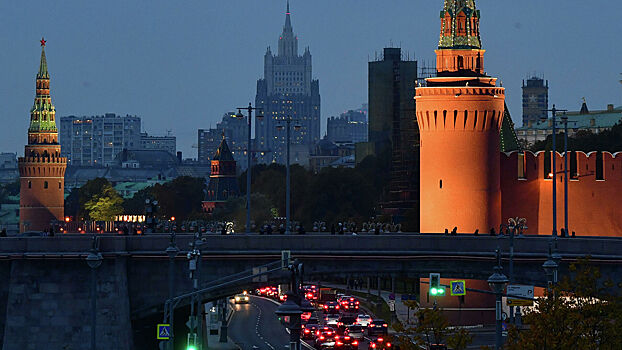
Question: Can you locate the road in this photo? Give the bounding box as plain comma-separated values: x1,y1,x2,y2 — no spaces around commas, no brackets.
229,296,291,350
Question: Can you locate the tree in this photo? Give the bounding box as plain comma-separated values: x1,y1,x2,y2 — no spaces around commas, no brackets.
212,193,275,231
531,121,622,152
391,306,472,350
122,187,154,214
151,176,206,221
83,183,124,221
506,259,622,350
65,178,114,220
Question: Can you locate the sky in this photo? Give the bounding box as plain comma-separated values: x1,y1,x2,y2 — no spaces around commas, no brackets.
1,0,621,158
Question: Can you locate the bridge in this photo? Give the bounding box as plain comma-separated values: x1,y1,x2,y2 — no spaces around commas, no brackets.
1,234,621,350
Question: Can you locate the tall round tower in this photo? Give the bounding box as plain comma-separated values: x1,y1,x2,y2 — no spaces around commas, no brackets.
18,39,67,232
416,0,505,233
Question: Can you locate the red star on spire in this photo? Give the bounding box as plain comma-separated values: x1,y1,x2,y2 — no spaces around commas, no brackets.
40,37,46,47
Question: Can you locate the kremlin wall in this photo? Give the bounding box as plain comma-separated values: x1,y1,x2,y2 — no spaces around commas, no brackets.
501,151,622,236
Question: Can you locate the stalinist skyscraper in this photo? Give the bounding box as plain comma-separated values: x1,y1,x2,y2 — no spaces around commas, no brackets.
18,39,67,232
255,1,321,164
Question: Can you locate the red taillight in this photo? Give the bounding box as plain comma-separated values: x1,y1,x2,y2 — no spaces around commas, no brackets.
371,344,376,348
336,306,340,309
319,336,325,340
377,338,384,342
383,324,388,327
324,305,328,309
336,342,343,346
344,336,351,340
304,329,310,334
334,336,340,340
387,343,392,347
369,324,375,327
352,341,358,346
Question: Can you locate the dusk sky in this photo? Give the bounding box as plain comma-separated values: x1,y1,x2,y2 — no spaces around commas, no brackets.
1,0,621,157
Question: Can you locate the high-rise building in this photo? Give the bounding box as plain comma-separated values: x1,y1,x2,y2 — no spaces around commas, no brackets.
326,106,368,144
197,112,249,169
415,0,505,233
522,76,548,126
367,47,420,220
255,1,320,164
18,39,67,232
59,113,141,166
140,132,176,155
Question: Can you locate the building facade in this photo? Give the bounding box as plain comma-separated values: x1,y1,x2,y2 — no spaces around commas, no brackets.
522,76,548,127
326,106,368,144
140,132,176,155
198,112,249,169
255,1,321,164
202,136,240,214
516,102,622,146
59,113,141,166
18,40,67,232
416,0,505,233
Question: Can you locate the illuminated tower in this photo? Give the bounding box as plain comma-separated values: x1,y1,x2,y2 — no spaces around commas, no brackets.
415,0,505,233
18,39,67,232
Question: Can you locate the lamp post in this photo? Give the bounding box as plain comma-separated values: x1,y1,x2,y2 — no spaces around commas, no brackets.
543,105,567,237
488,248,509,350
506,217,525,324
85,235,103,350
542,241,559,296
275,261,314,350
187,240,202,349
164,232,179,348
561,112,570,236
276,116,302,235
235,103,263,233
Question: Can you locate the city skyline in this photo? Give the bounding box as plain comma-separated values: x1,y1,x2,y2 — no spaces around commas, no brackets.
1,0,621,157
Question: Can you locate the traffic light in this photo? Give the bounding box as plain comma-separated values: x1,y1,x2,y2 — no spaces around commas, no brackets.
187,333,197,350
429,273,445,296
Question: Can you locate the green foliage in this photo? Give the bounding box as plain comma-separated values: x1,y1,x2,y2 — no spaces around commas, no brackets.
122,187,154,214
83,183,124,221
393,307,472,350
65,178,114,220
151,176,206,221
506,259,622,350
531,121,622,152
211,193,275,231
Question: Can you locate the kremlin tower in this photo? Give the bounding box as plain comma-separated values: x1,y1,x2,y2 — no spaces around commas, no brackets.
202,134,240,214
415,0,505,233
18,39,67,232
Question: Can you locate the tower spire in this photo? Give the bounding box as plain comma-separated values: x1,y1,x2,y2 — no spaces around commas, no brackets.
278,0,297,56
438,0,481,50
38,37,49,79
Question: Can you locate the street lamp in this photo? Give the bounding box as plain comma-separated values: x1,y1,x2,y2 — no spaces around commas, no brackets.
488,249,509,350
235,103,263,233
85,236,103,350
186,241,202,349
542,105,567,237
560,112,570,236
275,292,303,350
542,241,559,295
276,116,302,234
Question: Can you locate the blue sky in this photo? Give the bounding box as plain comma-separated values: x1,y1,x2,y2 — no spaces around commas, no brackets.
1,0,621,157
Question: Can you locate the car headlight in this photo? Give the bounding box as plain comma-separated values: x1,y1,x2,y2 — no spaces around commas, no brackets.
235,297,240,301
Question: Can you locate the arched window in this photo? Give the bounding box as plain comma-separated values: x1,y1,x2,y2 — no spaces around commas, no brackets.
457,56,464,70
28,181,32,189
44,181,48,189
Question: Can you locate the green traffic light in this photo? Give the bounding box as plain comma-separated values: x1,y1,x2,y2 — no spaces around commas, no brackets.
187,347,197,350
431,287,438,295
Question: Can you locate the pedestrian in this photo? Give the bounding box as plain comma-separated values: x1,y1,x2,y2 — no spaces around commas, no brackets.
339,224,344,235
221,225,227,235
279,225,285,235
451,227,457,235
0,228,6,237
474,229,479,236
489,228,496,236
444,228,449,235
331,224,336,235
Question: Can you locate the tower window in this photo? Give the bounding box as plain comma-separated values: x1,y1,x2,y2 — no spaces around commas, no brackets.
44,181,48,189
28,181,32,189
439,179,443,189
59,182,62,189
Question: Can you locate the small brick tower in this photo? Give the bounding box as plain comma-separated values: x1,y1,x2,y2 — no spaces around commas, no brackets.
202,133,240,214
415,0,505,233
18,39,67,232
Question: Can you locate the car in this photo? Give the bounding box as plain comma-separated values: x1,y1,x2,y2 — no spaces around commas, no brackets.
334,334,358,350
369,336,392,350
355,314,372,327
324,301,340,313
302,323,321,340
306,316,320,325
233,291,250,304
314,328,337,349
325,313,340,326
343,300,359,311
344,325,364,340
302,312,312,322
367,319,388,336
336,315,357,334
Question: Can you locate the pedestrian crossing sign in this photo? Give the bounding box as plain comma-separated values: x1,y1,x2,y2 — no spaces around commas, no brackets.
157,324,171,340
450,280,466,296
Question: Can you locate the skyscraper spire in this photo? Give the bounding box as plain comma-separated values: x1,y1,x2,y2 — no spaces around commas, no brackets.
278,0,298,57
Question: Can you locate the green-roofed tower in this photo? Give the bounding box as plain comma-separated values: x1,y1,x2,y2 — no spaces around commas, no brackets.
18,38,67,232
500,104,521,152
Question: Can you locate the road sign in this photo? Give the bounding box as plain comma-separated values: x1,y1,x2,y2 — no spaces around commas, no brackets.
388,300,396,312
506,285,534,306
450,280,466,296
157,324,171,340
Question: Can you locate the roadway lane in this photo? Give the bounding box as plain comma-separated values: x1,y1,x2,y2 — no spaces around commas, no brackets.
229,296,290,350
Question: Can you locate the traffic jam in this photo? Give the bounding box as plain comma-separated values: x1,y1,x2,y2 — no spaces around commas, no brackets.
255,285,390,350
